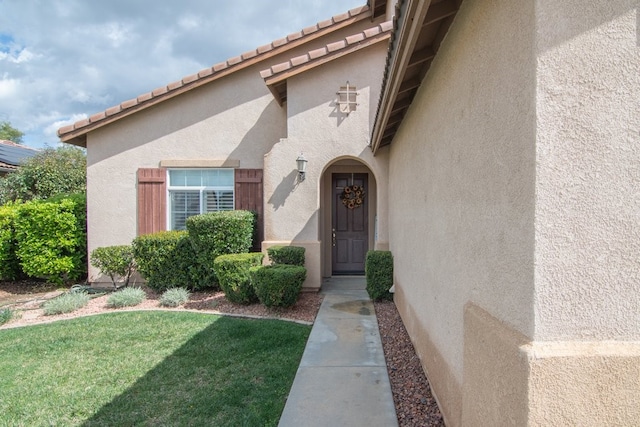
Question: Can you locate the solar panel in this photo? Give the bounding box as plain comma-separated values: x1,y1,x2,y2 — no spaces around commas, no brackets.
0,143,38,166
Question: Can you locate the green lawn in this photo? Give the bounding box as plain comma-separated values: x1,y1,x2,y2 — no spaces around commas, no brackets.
0,311,310,426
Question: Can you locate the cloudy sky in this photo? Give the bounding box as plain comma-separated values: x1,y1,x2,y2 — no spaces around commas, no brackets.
0,0,365,148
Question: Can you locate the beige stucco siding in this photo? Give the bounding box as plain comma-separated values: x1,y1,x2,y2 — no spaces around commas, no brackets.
86,67,286,282
534,0,640,341
388,0,537,387
388,0,639,424
85,17,390,284
264,41,389,288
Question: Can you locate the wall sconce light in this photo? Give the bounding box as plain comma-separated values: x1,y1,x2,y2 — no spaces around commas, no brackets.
296,153,308,182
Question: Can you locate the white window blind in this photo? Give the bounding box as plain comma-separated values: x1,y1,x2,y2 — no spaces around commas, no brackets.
168,169,234,230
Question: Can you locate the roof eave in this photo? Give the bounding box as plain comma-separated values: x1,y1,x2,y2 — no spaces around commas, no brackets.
371,0,432,154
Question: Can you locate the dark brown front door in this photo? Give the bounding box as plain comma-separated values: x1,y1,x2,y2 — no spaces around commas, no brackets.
332,173,368,274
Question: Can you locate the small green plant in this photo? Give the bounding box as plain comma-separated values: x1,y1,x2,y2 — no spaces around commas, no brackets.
214,252,264,304
90,245,136,289
250,264,306,308
160,288,191,307
42,291,90,315
0,307,14,325
365,250,394,301
107,287,146,308
267,245,305,266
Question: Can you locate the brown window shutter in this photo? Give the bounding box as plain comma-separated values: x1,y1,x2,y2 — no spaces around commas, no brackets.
137,168,166,235
235,169,263,250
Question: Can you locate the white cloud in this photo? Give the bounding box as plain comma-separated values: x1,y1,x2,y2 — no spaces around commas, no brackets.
0,0,366,148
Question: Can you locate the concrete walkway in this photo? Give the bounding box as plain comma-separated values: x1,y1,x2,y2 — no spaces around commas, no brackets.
279,276,398,427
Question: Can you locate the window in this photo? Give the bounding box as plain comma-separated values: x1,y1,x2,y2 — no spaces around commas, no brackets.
168,169,234,230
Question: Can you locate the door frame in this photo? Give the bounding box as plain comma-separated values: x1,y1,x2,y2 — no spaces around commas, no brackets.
320,160,377,278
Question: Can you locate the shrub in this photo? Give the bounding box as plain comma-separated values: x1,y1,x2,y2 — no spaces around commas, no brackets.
0,308,13,325
0,145,86,205
365,250,394,301
267,246,305,266
160,287,191,307
90,245,136,289
106,287,146,308
250,264,306,308
42,291,90,315
132,231,195,291
214,252,264,304
0,203,21,280
13,195,87,284
186,210,255,289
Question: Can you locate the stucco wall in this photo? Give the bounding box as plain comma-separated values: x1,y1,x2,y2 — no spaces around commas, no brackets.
84,17,390,283
534,0,640,341
388,0,639,424
263,42,389,288
388,0,537,396
86,67,285,281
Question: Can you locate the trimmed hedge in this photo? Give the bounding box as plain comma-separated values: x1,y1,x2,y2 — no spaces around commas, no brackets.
0,204,21,280
90,245,136,289
250,264,306,308
132,231,195,291
365,250,394,301
12,194,87,284
214,252,264,304
267,245,305,266
186,210,255,288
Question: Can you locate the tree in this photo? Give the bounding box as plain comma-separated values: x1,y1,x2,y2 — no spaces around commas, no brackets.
0,121,24,144
0,145,86,204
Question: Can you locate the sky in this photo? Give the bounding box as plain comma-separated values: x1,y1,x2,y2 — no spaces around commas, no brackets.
0,0,366,148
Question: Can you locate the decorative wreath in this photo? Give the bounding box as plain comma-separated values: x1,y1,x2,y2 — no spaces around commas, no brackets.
340,185,365,209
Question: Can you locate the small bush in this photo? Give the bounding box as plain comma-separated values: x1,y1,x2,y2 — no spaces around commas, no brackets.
90,245,136,289
365,250,394,301
160,287,191,307
250,264,306,308
0,308,13,325
106,287,146,308
214,252,264,304
186,210,255,288
42,291,90,315
267,246,305,266
13,195,87,284
0,204,21,280
132,231,195,291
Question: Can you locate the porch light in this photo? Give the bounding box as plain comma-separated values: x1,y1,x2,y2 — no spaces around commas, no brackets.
296,153,308,182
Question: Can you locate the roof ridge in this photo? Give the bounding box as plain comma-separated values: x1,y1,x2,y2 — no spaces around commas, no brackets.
58,4,372,142
260,20,393,80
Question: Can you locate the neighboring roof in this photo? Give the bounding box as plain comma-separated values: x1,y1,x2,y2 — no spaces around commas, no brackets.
370,0,462,152
0,140,39,172
261,21,393,105
58,4,378,147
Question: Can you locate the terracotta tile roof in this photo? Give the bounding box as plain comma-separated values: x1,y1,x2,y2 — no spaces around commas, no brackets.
58,5,374,147
261,21,393,105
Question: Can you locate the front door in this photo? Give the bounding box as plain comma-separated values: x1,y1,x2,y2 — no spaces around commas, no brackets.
332,173,368,274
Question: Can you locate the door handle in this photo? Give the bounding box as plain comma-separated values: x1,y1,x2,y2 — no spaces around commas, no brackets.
332,228,336,247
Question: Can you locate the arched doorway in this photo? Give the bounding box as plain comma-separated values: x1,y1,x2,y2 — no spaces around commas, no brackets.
320,158,377,277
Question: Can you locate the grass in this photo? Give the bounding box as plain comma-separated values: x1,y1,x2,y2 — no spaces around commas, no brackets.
42,291,90,315
0,311,310,426
106,286,146,308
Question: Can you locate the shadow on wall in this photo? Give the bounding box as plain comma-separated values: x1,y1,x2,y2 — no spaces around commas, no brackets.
267,169,300,211
227,98,285,165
